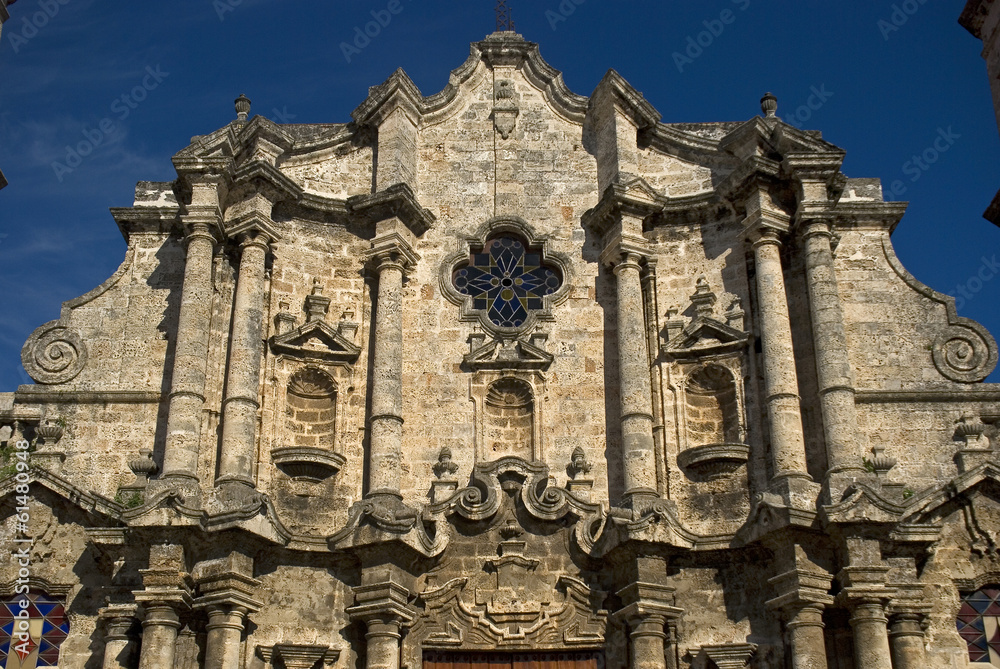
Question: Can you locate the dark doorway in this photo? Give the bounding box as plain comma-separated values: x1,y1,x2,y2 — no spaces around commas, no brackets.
424,651,603,669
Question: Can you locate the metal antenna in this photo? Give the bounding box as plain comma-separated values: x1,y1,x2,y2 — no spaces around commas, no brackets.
496,0,515,32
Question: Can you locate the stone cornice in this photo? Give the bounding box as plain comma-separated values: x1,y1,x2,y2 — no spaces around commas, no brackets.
588,69,662,131
582,179,664,240
961,0,992,39
831,200,908,232
352,68,423,128
231,160,303,202
236,115,295,155
347,182,435,235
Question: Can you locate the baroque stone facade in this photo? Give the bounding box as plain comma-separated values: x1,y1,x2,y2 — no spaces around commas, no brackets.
4,29,1000,669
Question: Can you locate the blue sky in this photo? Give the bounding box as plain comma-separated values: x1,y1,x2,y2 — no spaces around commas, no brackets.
0,0,998,389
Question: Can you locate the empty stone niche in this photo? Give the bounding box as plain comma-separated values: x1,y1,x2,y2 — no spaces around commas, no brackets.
272,367,345,483
484,377,534,458
678,364,749,481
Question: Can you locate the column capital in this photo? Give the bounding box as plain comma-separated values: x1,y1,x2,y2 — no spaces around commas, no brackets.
98,605,139,640
235,229,274,251
766,568,835,615
797,217,836,240
347,581,417,627
745,222,789,250
613,582,683,625
598,234,653,270
367,232,419,274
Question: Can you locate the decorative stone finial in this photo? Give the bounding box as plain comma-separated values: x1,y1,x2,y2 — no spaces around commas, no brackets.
957,412,988,444
235,94,252,122
304,279,331,322
760,92,778,119
868,445,897,478
129,449,159,485
568,446,592,480
690,275,717,317
433,447,459,479
726,297,745,331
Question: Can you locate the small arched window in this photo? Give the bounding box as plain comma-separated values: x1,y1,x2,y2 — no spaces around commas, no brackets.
0,592,69,667
958,586,1000,664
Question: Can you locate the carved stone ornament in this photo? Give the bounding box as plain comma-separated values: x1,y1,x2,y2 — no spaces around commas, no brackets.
21,320,88,384
257,644,340,669
933,325,998,383
492,79,519,140
410,572,607,651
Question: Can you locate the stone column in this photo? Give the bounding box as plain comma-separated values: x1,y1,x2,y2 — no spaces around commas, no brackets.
347,581,415,669
137,604,181,669
98,607,137,669
848,600,893,669
203,605,248,669
135,544,192,669
748,226,812,493
614,580,681,669
217,232,270,493
628,614,667,669
611,251,658,508
783,604,829,669
162,183,220,489
367,243,414,499
767,566,833,669
888,613,927,669
365,619,403,669
193,551,262,669
800,220,865,490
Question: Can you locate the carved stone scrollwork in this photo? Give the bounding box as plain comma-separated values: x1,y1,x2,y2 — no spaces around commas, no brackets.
429,456,599,524
933,325,998,383
21,320,88,384
410,574,607,651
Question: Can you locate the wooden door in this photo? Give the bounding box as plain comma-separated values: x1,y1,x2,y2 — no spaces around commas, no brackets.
424,651,602,669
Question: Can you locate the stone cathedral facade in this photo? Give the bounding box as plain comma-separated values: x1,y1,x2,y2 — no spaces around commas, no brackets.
6,30,1000,669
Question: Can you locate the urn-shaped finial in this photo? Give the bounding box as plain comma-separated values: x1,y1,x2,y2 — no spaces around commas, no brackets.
128,449,159,485
235,93,252,122
761,92,778,119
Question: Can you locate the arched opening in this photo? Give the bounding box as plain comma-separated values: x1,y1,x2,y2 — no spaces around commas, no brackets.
484,377,534,457
685,365,741,447
285,368,337,450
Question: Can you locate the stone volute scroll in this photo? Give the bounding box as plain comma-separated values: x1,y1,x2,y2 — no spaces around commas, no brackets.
21,320,88,384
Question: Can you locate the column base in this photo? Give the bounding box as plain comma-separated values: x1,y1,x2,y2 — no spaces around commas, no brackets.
768,473,820,512
622,488,660,515
148,474,201,505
